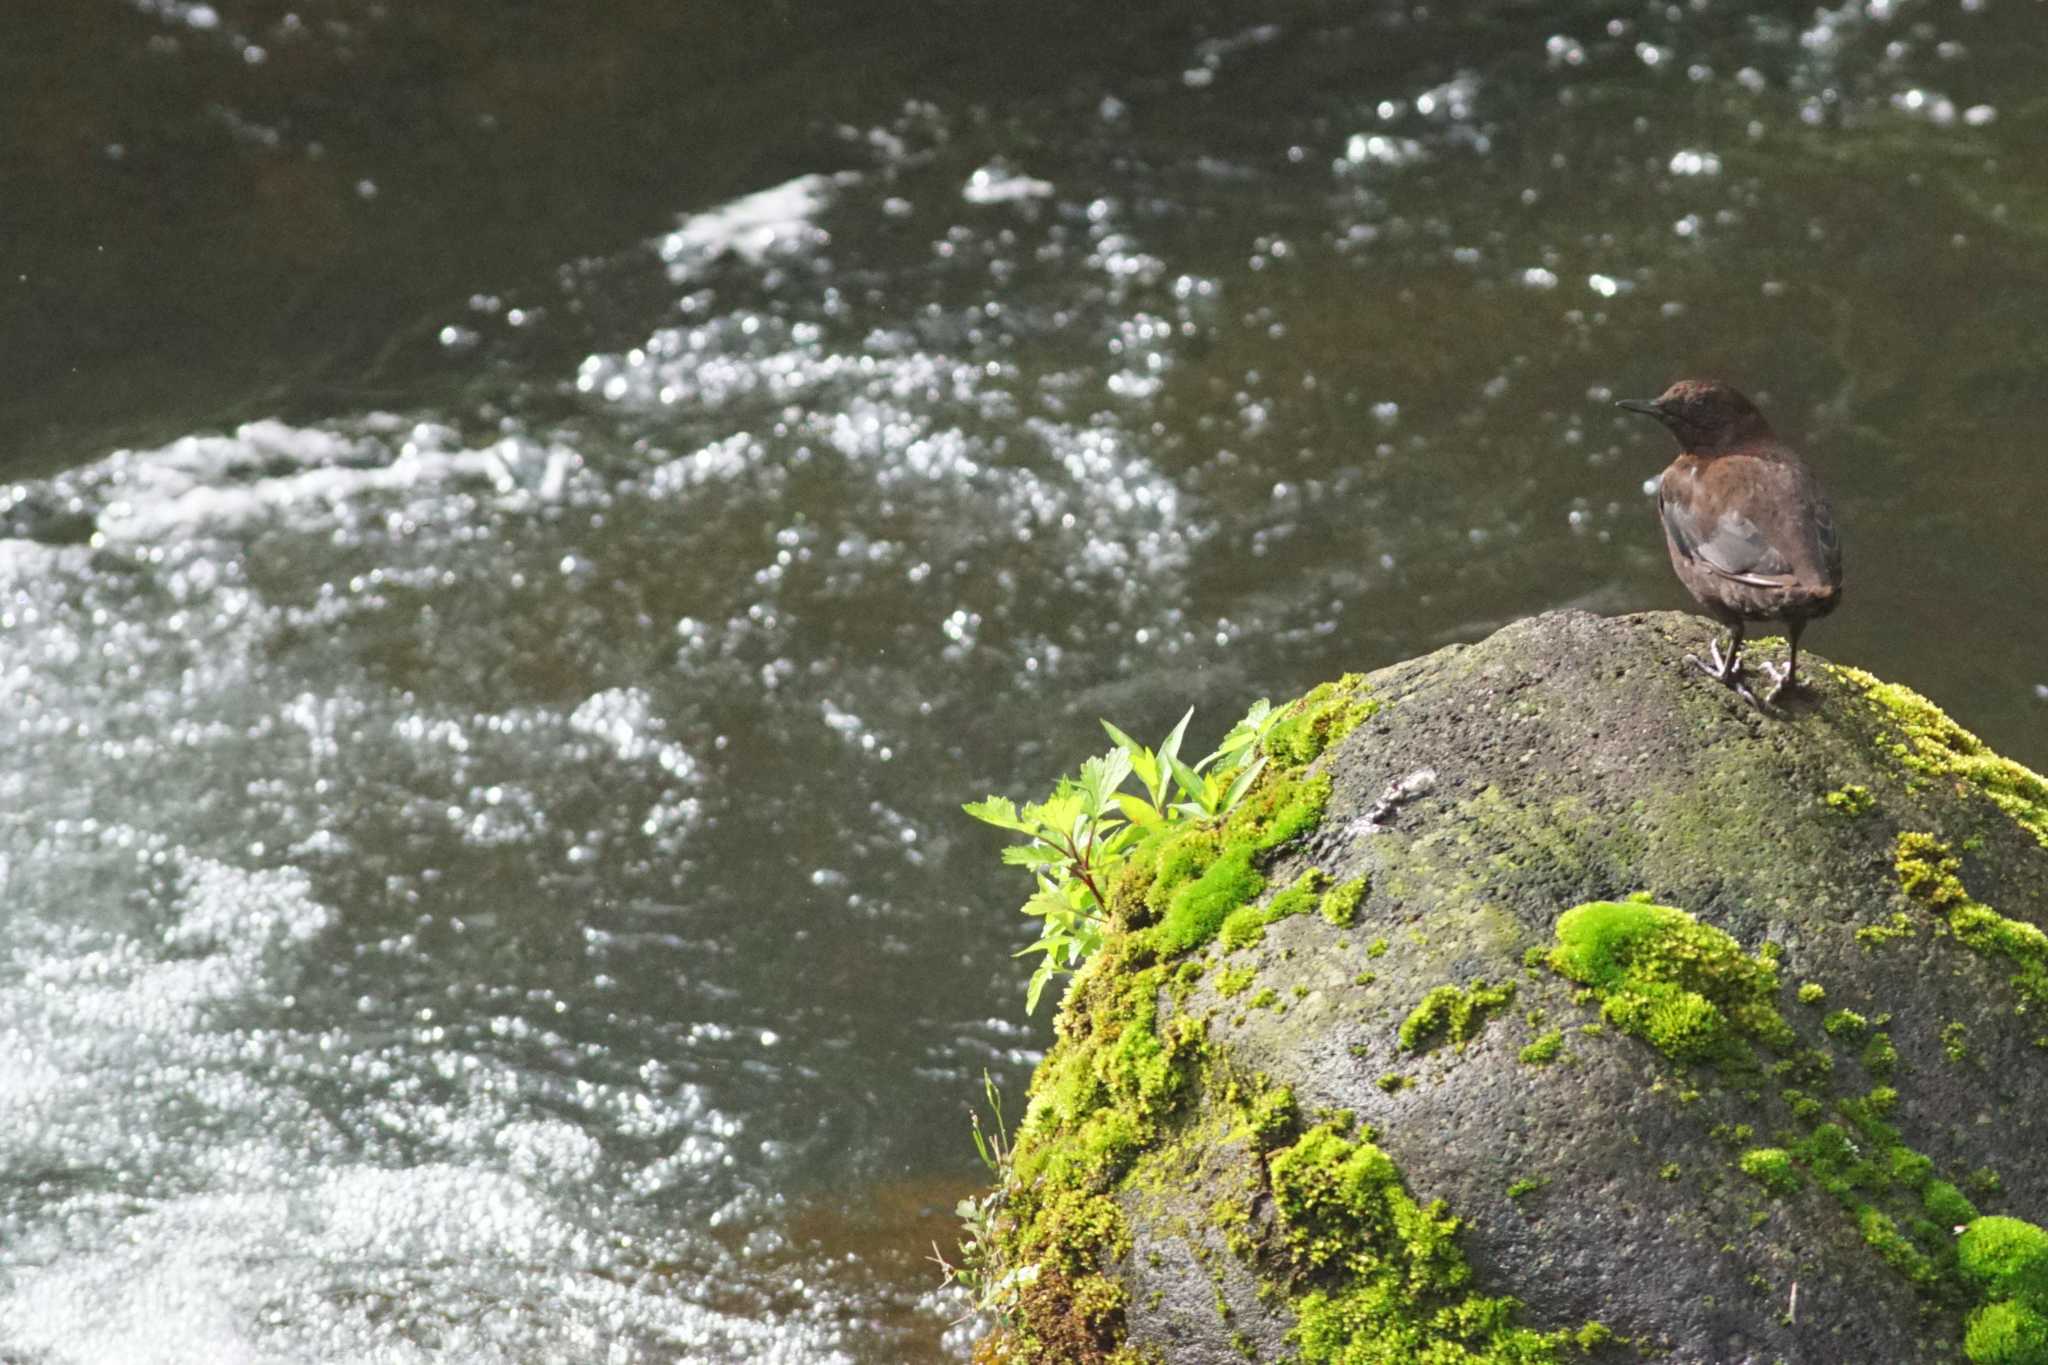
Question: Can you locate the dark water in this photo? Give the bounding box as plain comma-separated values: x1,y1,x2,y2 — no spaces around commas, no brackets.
2,1,2044,1360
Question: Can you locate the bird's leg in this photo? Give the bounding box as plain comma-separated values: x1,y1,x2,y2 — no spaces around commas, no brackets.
1686,621,1760,707
1761,621,1806,704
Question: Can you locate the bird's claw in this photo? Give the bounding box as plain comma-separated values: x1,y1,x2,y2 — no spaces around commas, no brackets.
1687,639,1770,711
1760,660,1800,707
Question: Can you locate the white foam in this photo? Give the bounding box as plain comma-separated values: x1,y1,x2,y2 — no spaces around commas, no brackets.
656,173,843,280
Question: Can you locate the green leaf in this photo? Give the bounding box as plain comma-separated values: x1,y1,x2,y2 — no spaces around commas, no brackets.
1104,720,1163,798
1025,957,1060,1014
1022,886,1069,919
1099,822,1143,857
1001,842,1067,867
1166,750,1207,805
1114,793,1162,826
963,797,1033,833
1156,707,1194,772
1077,748,1133,817
1204,697,1273,766
1101,719,1140,748
1220,755,1268,814
1034,792,1085,840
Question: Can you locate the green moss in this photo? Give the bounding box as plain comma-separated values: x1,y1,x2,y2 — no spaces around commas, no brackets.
1398,980,1518,1055
1264,674,1379,768
1250,987,1281,1011
1739,1147,1802,1196
1945,1020,1973,1064
1896,833,2048,1015
1926,1181,1982,1229
1825,784,1877,817
1860,1206,1940,1289
1863,1031,1899,1077
1217,964,1258,998
1221,869,1331,951
1965,1299,2048,1365
1545,901,1792,1063
1157,845,1264,958
1824,1009,1869,1038
1240,1083,1300,1145
1506,1176,1547,1199
1798,982,1827,1005
1268,1124,1587,1363
1320,876,1370,928
1858,913,1919,948
1366,937,1390,958
1376,1073,1415,1094
991,932,1216,1355
1838,665,2048,848
1960,1218,2048,1308
1269,869,1329,920
1142,768,1337,960
1217,904,1267,952
1518,1029,1565,1066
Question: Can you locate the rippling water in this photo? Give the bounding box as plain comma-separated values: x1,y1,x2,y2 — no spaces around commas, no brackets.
4,1,2045,1360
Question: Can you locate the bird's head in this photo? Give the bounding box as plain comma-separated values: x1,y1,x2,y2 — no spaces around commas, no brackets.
1615,378,1773,453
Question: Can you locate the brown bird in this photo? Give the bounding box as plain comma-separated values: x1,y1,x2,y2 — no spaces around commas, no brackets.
1616,379,1843,707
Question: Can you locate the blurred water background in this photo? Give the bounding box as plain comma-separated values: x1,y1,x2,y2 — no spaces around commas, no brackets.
2,1,2044,1360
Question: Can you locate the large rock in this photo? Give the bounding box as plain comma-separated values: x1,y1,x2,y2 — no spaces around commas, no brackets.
976,610,2048,1365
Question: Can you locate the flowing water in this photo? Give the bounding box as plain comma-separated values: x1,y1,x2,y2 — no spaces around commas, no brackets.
3,2,2045,1360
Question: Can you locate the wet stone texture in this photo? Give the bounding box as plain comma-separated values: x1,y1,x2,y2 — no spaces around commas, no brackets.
1011,609,2048,1364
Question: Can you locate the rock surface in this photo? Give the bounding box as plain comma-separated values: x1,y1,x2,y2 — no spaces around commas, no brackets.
981,610,2048,1365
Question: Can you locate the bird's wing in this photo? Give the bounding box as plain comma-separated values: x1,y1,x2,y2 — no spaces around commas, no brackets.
1659,495,1796,587
1804,473,1844,584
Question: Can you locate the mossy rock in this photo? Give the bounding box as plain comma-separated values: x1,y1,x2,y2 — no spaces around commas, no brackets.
976,611,2048,1364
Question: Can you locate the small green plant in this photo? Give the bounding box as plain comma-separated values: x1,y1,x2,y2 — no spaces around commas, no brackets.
1825,785,1875,817
930,1073,1033,1324
1518,1029,1565,1066
965,701,1287,1011
1739,1146,1802,1196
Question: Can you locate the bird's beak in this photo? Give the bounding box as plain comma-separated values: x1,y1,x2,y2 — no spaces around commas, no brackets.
1614,399,1663,417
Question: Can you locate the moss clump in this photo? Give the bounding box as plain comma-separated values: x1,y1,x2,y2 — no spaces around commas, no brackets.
1545,901,1792,1063
1826,784,1876,817
1264,674,1379,769
1217,964,1258,998
1155,843,1264,958
1267,869,1329,922
1964,1299,2048,1365
1398,980,1518,1055
991,933,1212,1357
1221,869,1331,951
1798,981,1826,1005
1141,766,1335,959
1376,1073,1414,1094
1518,1029,1565,1066
1268,1123,1588,1363
1824,1009,1869,1038
1739,1147,1802,1196
1926,1181,1982,1228
1837,665,2048,848
1896,833,2048,1013
1960,1217,2048,1308
1319,875,1369,928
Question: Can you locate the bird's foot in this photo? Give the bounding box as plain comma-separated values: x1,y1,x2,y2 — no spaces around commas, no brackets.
1760,660,1801,706
1686,639,1766,710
